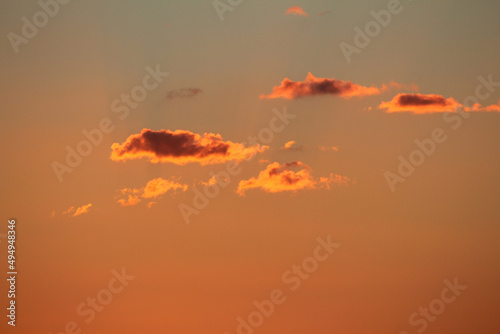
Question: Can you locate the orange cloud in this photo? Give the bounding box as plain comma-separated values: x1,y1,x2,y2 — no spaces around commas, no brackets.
470,100,500,112
318,174,352,189
117,194,141,207
379,93,462,114
117,177,188,207
380,94,500,114
285,6,309,17
200,176,218,186
260,73,413,100
63,203,93,217
281,140,304,151
111,129,267,165
74,203,92,217
319,146,339,152
237,162,351,196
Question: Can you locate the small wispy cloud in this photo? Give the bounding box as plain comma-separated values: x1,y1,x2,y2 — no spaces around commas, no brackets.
166,88,202,99
281,140,304,152
116,177,188,207
63,203,93,217
319,146,339,152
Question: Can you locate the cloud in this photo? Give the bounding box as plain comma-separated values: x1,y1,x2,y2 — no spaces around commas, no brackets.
166,88,202,99
470,100,500,112
281,140,304,152
117,194,142,207
319,146,339,152
117,177,188,207
380,94,500,114
318,174,352,189
237,161,351,196
63,203,92,217
74,203,93,217
111,129,267,165
285,6,309,17
260,73,414,100
379,93,462,114
201,176,218,186
143,177,187,198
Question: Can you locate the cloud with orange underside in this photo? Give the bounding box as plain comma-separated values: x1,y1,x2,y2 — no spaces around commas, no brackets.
111,129,267,165
117,177,188,207
380,94,500,114
260,73,415,100
236,161,351,196
285,6,309,17
379,93,463,113
63,203,93,217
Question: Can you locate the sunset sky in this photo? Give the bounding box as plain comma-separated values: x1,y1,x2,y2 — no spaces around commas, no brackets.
1,1,500,333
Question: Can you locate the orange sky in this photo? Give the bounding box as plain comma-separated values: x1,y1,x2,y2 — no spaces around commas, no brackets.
1,1,500,334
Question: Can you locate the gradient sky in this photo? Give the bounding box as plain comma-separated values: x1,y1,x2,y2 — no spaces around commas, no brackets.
1,1,500,333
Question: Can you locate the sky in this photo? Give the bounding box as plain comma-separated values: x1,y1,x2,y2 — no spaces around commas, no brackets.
1,0,500,333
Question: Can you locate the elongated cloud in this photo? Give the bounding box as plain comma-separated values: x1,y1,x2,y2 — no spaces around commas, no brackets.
380,94,500,114
471,100,500,112
379,93,462,113
260,73,414,100
166,88,202,99
237,162,351,196
285,6,309,17
111,129,267,165
319,146,339,152
117,177,188,207
63,203,92,217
